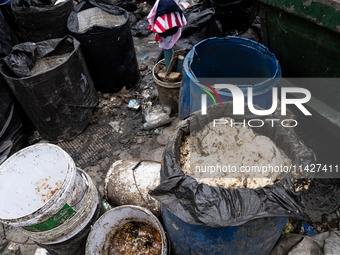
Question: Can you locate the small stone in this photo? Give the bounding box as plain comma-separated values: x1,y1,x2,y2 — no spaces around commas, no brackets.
139,64,148,71
120,138,130,144
135,137,145,144
8,243,20,253
103,93,111,99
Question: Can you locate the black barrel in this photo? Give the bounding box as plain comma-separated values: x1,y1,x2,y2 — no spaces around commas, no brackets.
11,0,73,42
68,1,140,92
0,36,97,142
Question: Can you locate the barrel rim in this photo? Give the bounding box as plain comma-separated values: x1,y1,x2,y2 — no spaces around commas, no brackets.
183,36,281,97
0,35,79,81
85,205,168,255
67,2,129,35
22,169,100,244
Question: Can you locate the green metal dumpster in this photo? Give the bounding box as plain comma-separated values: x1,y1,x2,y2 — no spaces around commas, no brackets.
259,0,340,77
258,0,340,139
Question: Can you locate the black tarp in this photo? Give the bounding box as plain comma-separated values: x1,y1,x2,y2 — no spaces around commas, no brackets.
151,102,315,227
175,4,223,50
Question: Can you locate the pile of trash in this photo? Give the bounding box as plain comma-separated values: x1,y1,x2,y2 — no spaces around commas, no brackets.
0,0,339,254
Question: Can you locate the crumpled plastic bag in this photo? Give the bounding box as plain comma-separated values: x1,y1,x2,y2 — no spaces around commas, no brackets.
143,105,173,130
270,231,340,255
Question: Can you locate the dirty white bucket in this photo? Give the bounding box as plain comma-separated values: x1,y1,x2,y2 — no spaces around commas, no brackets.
22,169,100,245
0,143,80,229
85,205,168,255
104,160,161,216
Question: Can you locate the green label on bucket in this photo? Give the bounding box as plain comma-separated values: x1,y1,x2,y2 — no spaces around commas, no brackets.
22,204,76,232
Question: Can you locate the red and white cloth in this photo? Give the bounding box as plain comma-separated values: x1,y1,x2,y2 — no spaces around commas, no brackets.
147,0,187,49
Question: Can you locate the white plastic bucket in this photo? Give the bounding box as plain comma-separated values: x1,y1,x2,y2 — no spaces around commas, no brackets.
0,143,79,228
22,169,100,245
104,160,161,216
85,205,168,255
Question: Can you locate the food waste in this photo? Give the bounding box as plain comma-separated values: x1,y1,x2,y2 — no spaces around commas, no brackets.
104,221,162,255
180,118,292,189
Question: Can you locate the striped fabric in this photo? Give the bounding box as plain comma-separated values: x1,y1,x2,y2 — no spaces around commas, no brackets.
149,11,185,34
147,0,187,49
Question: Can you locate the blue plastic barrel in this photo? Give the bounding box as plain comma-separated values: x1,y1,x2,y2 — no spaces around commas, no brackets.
179,37,281,120
163,207,287,255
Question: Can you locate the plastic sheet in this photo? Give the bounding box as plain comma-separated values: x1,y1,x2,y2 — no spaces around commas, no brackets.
175,3,222,50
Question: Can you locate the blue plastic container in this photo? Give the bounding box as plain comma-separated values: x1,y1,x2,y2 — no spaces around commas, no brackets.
163,207,287,255
179,37,281,120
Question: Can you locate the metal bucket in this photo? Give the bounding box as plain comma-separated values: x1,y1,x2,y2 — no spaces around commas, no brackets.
85,205,168,255
152,50,188,113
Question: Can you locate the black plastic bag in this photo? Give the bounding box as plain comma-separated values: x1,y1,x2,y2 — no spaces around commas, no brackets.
150,102,315,227
67,1,140,93
11,0,73,42
0,36,97,142
0,75,24,164
175,4,222,51
0,11,18,59
131,17,152,37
